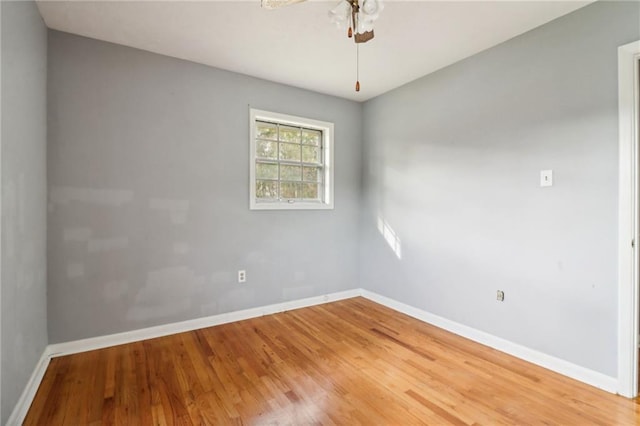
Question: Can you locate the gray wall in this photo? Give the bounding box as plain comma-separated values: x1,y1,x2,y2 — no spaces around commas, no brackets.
360,0,640,378
47,31,362,343
1,1,48,423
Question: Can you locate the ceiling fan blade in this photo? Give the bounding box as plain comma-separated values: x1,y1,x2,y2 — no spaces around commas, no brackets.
261,0,307,9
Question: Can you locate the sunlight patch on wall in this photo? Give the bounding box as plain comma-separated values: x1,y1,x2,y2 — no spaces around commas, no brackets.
377,214,402,260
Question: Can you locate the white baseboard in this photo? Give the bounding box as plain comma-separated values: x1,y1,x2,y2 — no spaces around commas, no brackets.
6,349,52,426
10,287,621,425
360,289,618,394
48,289,361,357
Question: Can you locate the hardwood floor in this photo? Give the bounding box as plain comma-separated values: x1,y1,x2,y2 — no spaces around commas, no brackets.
25,297,640,425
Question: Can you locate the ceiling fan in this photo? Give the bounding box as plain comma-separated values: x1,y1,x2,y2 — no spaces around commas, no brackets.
261,0,383,43
261,0,385,92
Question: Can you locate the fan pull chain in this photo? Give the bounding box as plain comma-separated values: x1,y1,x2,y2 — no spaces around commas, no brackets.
355,43,360,92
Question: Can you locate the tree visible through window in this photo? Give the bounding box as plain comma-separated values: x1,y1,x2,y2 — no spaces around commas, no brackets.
250,109,334,210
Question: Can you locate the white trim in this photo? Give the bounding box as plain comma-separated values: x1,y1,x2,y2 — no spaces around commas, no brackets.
0,3,4,420
248,107,334,210
360,290,618,393
48,289,359,357
618,39,640,398
6,350,52,426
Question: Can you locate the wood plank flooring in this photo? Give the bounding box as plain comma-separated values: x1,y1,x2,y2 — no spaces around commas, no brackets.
25,297,640,425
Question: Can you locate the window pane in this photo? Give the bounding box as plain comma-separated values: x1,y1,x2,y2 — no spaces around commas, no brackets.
303,166,320,182
302,129,321,146
279,143,301,161
281,165,302,181
302,183,319,199
302,146,319,163
256,180,278,199
251,109,333,210
257,121,278,140
256,140,277,159
280,182,301,199
256,162,278,179
279,125,301,143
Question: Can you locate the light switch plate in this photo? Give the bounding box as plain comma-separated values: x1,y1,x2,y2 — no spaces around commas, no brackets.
540,170,553,187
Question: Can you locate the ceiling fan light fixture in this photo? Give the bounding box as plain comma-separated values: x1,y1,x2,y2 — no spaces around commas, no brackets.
328,0,351,28
357,13,374,33
357,0,383,34
262,0,384,93
333,0,383,43
362,0,383,17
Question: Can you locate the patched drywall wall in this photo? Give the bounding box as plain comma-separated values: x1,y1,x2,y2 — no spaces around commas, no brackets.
360,0,640,378
1,1,48,423
47,31,362,343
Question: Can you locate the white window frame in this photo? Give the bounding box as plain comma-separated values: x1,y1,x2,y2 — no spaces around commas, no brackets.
249,108,334,210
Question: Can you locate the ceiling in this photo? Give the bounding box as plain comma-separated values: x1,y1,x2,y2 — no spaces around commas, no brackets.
36,0,592,102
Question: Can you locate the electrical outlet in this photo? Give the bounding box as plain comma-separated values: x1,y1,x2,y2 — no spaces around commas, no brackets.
238,270,246,283
496,290,505,302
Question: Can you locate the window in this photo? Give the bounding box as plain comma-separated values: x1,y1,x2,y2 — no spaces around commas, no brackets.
249,108,334,210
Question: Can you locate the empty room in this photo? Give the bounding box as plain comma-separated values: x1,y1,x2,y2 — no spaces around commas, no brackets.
2,0,640,424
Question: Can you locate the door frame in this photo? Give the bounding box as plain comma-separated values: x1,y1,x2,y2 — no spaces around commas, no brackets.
618,39,640,398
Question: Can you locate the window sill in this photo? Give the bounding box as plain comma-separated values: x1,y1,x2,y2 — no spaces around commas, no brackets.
250,200,334,210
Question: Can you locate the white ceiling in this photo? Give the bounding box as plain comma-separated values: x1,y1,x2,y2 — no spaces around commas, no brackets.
36,0,592,101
